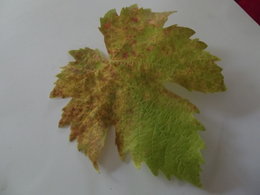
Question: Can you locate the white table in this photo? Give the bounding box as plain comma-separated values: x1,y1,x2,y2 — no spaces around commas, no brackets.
1,0,260,194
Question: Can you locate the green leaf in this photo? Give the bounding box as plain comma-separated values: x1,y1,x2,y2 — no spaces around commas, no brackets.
50,4,226,187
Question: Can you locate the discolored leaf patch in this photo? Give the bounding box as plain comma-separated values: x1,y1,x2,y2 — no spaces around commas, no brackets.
50,4,226,187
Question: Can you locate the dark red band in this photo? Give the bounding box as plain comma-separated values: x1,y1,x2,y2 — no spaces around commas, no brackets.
235,0,260,25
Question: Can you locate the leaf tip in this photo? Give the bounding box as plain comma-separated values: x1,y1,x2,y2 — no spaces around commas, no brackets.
93,161,100,172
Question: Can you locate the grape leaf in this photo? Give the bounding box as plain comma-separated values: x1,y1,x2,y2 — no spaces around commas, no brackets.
50,4,226,187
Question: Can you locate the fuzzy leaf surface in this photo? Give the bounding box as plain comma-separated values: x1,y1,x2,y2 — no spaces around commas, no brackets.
50,4,226,186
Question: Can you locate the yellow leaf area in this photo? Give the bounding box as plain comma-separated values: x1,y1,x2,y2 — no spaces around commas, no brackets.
50,5,225,187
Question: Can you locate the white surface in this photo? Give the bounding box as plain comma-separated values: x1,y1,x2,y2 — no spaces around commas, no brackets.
0,0,260,194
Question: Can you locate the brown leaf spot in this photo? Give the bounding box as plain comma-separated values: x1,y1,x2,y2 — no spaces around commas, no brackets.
104,23,111,29
131,17,139,23
146,46,154,51
122,52,128,58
